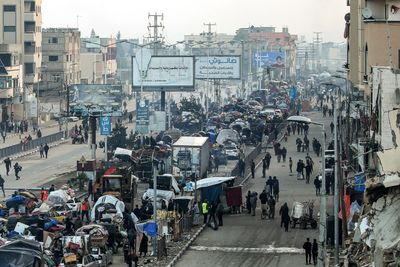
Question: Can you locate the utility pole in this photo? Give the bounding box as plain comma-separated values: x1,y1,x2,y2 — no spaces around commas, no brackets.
313,32,322,72
148,13,164,55
148,13,164,113
203,22,216,120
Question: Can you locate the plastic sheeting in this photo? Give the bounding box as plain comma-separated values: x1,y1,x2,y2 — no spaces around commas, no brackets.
90,195,125,220
201,184,222,204
136,221,158,237
226,186,242,207
185,177,235,191
142,189,175,202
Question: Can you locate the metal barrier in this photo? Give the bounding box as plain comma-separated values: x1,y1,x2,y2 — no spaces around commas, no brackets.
0,131,65,158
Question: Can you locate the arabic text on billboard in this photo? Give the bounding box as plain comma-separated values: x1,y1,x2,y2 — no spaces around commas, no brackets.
68,84,123,117
253,52,285,68
195,56,241,79
132,56,194,91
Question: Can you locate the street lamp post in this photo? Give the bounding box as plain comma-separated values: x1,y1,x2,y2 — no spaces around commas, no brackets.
287,116,326,267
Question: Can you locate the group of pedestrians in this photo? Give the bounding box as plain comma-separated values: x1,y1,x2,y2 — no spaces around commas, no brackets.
39,143,50,158
201,199,224,229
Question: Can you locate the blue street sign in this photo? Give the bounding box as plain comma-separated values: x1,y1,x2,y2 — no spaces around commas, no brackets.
100,116,111,136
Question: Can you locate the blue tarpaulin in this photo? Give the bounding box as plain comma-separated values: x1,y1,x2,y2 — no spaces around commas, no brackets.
354,174,366,192
201,184,222,203
143,222,158,237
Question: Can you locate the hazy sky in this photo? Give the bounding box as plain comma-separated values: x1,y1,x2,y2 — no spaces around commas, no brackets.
42,0,349,43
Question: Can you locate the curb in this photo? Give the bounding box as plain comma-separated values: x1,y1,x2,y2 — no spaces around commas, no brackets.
166,224,206,267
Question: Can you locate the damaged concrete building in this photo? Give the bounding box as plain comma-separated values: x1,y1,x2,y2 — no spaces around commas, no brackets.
346,67,400,266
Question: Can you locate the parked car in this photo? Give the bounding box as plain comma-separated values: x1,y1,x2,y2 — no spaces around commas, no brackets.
225,143,239,159
91,247,113,266
59,255,100,267
67,116,79,122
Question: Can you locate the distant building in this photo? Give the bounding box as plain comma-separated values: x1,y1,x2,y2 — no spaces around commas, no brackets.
41,28,81,93
81,31,117,84
0,0,42,121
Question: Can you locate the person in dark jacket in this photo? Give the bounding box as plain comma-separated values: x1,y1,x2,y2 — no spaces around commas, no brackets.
250,160,255,178
264,152,271,169
314,176,321,196
216,202,224,226
303,238,312,265
259,190,268,219
139,233,148,257
266,176,274,195
262,159,267,178
281,147,287,162
3,157,11,176
43,143,49,158
312,239,318,265
272,176,280,201
208,201,217,225
305,162,313,184
246,191,251,214
279,202,290,232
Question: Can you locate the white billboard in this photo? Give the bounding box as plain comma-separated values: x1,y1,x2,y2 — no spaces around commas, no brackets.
132,56,194,91
195,56,241,80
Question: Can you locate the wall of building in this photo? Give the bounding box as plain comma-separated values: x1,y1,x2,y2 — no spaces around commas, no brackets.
348,0,365,88
41,28,81,91
80,53,103,84
371,67,400,150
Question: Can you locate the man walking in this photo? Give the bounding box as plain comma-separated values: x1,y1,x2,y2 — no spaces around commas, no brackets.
39,144,44,158
3,157,11,176
264,152,271,169
272,176,280,202
262,159,267,178
296,160,305,180
305,161,313,184
43,143,49,158
330,122,334,134
281,147,287,163
303,238,312,265
250,192,257,216
266,176,274,195
312,239,318,265
250,160,255,179
314,176,321,196
14,162,21,180
259,190,268,219
0,175,5,197
279,203,290,232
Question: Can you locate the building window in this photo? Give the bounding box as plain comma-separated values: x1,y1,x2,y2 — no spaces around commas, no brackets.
3,5,16,12
24,63,34,74
3,26,16,32
49,55,58,62
24,21,35,33
52,37,58,44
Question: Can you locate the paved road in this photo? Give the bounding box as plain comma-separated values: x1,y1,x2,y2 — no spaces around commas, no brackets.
176,109,335,267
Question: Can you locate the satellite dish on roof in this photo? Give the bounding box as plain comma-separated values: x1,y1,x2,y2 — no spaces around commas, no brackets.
362,7,373,19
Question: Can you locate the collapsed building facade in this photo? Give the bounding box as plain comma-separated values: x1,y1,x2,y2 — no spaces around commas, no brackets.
346,67,400,266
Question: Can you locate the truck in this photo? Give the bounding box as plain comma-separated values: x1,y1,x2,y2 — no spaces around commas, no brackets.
98,163,137,211
172,136,210,179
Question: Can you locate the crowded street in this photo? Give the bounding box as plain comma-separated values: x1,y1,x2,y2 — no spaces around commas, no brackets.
2,1,394,267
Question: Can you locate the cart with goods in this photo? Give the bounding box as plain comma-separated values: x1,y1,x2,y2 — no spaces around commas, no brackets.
290,200,318,229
